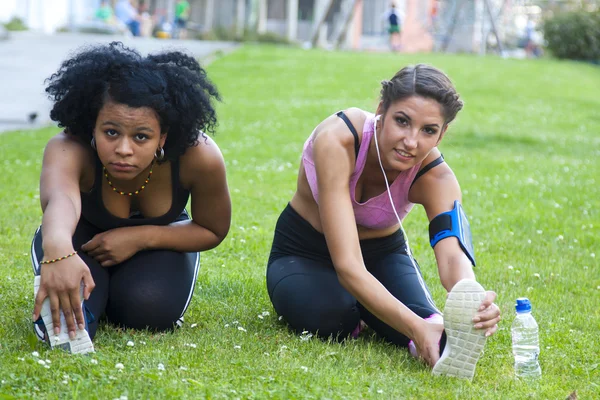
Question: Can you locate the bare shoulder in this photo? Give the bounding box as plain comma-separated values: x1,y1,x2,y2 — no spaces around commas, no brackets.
179,134,226,185
44,131,94,167
41,131,95,193
312,107,369,151
416,157,457,187
343,107,369,135
416,147,443,171
409,152,461,219
180,134,224,169
46,131,90,152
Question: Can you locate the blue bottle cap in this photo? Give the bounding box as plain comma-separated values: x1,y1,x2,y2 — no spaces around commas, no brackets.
515,297,532,313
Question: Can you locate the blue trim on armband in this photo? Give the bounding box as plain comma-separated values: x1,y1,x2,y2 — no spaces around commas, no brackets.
429,200,476,266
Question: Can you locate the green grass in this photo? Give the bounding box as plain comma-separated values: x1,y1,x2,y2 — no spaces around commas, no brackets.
1,45,599,399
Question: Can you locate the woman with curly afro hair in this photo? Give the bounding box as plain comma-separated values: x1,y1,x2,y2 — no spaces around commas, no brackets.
30,42,231,353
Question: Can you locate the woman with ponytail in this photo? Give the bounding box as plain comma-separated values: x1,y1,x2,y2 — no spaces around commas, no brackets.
266,64,500,379
31,42,231,353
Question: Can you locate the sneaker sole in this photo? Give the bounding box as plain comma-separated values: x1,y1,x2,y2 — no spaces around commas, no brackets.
432,279,487,380
33,276,95,354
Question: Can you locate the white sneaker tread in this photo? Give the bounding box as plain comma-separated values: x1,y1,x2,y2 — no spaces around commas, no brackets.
33,275,95,354
432,279,487,380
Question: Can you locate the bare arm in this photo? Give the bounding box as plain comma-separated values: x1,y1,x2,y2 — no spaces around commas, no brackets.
34,133,95,338
39,134,86,258
140,136,231,252
313,116,425,342
408,157,475,291
409,156,500,336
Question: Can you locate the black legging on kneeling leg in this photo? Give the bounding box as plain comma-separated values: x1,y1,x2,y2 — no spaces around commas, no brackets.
266,204,441,347
31,216,200,340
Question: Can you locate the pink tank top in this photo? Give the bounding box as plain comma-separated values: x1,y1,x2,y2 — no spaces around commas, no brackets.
302,112,422,230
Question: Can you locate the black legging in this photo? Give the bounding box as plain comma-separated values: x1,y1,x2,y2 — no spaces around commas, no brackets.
267,204,440,346
31,214,199,340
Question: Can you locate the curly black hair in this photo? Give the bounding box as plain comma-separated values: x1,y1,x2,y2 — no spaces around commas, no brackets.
45,41,220,161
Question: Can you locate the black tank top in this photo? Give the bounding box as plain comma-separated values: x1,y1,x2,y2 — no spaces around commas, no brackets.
80,156,190,231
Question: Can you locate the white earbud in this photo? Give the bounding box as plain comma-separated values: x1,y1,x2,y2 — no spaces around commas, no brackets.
374,114,382,121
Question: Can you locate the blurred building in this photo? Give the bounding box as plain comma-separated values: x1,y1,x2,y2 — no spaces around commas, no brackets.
0,0,100,34
432,0,511,53
0,0,554,54
161,0,438,51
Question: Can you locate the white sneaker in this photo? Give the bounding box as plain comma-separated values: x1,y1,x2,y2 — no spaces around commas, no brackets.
33,276,95,354
432,279,487,380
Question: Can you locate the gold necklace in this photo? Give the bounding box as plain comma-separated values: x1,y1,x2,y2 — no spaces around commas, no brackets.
103,162,154,196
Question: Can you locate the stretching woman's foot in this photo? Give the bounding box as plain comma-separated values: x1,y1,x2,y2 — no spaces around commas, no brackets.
33,276,94,354
432,279,487,380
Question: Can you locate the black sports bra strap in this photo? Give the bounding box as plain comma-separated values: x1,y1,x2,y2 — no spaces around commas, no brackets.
336,111,360,158
410,154,445,188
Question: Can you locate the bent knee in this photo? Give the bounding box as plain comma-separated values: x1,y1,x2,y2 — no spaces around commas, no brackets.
270,275,359,339
106,290,186,331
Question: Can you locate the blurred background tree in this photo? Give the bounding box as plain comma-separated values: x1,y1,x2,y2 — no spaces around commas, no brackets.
538,0,600,61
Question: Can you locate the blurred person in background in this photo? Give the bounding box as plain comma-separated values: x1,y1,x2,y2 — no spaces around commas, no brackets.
383,2,403,52
138,0,154,37
524,18,543,58
95,1,114,24
173,0,191,39
115,0,141,36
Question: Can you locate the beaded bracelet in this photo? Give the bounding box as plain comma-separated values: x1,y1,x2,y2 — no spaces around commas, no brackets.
40,252,77,265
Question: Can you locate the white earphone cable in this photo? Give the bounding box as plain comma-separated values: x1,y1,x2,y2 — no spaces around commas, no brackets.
372,116,440,313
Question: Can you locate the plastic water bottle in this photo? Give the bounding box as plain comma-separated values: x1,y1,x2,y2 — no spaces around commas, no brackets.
511,298,542,379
